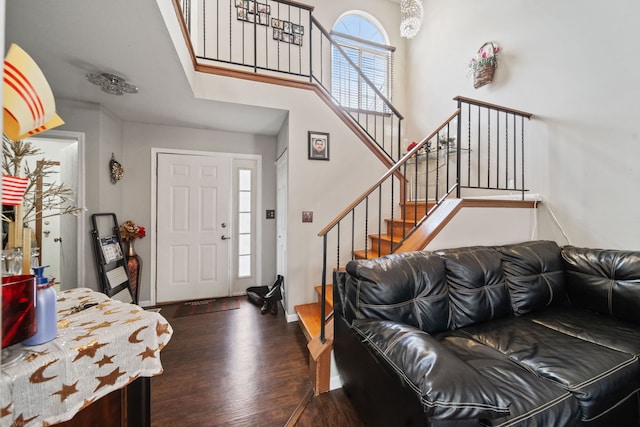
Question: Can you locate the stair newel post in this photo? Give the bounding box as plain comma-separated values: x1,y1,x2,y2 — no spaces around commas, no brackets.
390,171,394,253
336,222,340,270
377,186,382,257
397,118,403,163
456,102,463,198
320,234,328,344
402,162,407,238
521,116,526,200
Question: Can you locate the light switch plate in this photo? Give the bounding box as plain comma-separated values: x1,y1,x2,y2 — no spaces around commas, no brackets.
266,210,275,219
302,211,313,223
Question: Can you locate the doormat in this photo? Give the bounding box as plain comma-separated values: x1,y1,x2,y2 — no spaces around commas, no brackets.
173,296,242,318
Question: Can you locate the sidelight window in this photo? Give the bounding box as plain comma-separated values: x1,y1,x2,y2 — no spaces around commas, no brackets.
238,169,252,278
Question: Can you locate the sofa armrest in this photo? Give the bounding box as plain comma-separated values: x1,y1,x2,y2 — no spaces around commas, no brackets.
562,245,640,324
351,319,510,420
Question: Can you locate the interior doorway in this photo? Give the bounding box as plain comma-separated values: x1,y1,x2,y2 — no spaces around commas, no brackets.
25,131,85,289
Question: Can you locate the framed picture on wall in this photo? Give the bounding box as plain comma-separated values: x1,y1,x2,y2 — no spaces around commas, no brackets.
308,131,330,161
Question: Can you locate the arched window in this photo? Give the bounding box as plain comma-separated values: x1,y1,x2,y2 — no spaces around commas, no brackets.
331,13,394,113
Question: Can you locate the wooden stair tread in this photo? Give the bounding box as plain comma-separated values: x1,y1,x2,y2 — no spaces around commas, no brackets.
353,249,388,259
368,233,404,243
313,285,333,308
295,303,323,341
385,218,420,225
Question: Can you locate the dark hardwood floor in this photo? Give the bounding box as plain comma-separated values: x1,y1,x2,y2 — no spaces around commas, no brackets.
151,297,366,427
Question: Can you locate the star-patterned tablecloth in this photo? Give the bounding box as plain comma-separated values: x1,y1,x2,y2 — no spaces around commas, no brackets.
0,288,173,427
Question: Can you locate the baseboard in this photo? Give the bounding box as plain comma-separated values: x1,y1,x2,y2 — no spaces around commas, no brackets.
138,299,153,308
285,311,299,323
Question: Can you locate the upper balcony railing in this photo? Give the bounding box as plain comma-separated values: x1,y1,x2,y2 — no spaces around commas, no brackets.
175,0,403,162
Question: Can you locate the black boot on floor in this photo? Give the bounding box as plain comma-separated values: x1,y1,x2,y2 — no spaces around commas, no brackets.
260,299,270,315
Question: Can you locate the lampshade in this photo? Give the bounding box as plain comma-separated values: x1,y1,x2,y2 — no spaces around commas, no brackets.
3,44,64,141
400,0,424,39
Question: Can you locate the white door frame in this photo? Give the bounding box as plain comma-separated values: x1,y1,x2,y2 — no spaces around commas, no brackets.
150,148,262,306
29,130,86,289
276,149,288,315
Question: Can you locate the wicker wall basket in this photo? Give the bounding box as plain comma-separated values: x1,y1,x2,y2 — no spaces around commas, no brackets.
473,64,495,89
472,41,499,89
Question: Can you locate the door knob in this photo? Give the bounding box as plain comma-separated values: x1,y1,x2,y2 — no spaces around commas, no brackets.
54,237,63,243
221,235,231,240
221,223,227,228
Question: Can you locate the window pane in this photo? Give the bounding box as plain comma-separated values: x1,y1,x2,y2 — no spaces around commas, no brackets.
238,255,251,277
239,192,251,212
239,212,251,233
239,234,251,255
331,19,392,114
239,169,252,191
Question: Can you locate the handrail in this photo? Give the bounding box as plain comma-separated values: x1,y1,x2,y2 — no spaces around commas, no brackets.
453,96,533,119
318,109,459,237
311,17,404,120
275,0,315,11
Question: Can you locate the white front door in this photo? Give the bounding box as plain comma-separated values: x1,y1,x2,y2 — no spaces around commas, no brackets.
156,153,231,303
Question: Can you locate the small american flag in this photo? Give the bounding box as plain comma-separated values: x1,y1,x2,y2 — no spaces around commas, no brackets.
2,174,29,206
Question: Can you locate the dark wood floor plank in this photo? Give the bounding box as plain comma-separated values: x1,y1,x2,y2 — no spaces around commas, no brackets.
150,298,365,427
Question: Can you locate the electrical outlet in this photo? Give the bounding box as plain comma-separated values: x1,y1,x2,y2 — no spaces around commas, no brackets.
266,210,275,219
302,211,313,223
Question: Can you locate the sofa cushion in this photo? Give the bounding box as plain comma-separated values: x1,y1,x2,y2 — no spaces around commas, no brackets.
440,334,581,426
498,240,568,316
437,246,511,329
562,245,640,324
344,252,451,334
528,306,640,357
351,319,511,420
461,316,640,421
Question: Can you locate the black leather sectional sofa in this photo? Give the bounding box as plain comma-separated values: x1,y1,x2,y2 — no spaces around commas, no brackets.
333,240,640,426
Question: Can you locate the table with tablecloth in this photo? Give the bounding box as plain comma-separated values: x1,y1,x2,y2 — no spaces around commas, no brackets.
0,288,173,427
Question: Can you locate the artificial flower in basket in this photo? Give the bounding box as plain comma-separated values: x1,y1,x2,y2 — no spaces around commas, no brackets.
468,42,501,89
119,220,146,242
406,140,430,156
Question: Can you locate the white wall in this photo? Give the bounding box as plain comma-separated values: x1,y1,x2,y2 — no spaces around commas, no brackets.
425,207,538,251
408,0,640,250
